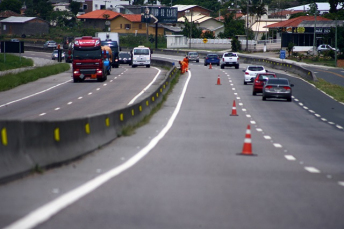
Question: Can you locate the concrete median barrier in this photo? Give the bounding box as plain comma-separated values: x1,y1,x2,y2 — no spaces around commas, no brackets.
0,59,177,183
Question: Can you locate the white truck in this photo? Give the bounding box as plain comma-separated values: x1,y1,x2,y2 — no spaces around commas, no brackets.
220,52,239,69
131,46,152,68
95,32,121,68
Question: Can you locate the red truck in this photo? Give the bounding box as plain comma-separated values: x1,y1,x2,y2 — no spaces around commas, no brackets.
72,36,107,83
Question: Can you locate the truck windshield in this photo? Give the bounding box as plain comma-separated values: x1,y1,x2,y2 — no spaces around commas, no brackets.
73,49,102,60
134,49,150,55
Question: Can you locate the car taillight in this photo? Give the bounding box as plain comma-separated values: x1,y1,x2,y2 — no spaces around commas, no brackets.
265,86,272,89
245,72,249,75
238,57,239,60
283,86,291,91
223,58,225,62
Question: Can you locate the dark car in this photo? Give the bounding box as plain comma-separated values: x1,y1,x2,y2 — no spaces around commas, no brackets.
252,73,277,95
204,53,220,66
118,52,132,65
262,78,294,102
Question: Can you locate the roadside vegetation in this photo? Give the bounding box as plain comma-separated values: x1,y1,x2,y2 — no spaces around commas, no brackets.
0,54,34,70
310,78,344,103
0,63,70,92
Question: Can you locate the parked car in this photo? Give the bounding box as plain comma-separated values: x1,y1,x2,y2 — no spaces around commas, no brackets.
317,44,339,53
118,52,132,65
51,50,65,60
204,53,220,66
220,52,239,69
187,52,199,62
252,73,277,95
43,40,57,48
262,78,294,102
243,65,267,85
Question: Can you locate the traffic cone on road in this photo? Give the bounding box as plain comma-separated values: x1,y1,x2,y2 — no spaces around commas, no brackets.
209,63,212,69
216,75,221,85
230,100,238,116
237,125,256,156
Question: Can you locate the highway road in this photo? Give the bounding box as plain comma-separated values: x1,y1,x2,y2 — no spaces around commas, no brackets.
0,53,343,229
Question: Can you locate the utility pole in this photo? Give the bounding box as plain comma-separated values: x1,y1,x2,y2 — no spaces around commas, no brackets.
335,18,338,67
313,10,317,55
246,1,250,52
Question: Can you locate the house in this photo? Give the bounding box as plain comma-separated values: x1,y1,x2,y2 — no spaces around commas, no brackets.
264,15,332,47
0,16,49,36
0,10,22,20
173,5,212,18
177,13,224,37
77,10,166,36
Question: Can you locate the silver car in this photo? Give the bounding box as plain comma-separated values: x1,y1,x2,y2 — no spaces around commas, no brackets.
51,50,65,60
187,52,199,62
44,40,57,48
262,78,294,102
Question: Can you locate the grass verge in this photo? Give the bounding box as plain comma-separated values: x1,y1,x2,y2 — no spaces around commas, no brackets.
0,54,34,70
309,78,344,103
120,69,181,136
0,63,70,92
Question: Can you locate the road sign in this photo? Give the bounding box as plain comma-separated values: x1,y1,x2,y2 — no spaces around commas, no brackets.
280,50,286,59
203,38,208,44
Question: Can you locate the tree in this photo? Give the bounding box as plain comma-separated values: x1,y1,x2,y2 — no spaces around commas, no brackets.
69,1,81,16
182,16,202,38
0,0,22,14
25,0,53,21
307,2,318,16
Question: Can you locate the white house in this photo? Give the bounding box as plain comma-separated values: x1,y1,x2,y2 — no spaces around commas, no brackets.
286,2,343,15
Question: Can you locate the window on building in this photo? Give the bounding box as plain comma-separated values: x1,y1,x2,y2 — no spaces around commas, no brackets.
125,24,131,30
100,4,105,9
139,24,142,29
83,4,87,10
120,24,122,29
3,25,6,30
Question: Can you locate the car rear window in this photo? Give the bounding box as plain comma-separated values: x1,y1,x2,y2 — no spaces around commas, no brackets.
207,55,218,58
120,53,130,58
189,52,198,55
224,53,236,57
259,74,275,80
248,66,264,71
267,79,289,85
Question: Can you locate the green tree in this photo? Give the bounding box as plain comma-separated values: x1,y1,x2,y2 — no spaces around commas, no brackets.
231,37,241,52
0,0,22,14
25,0,53,21
69,1,81,16
218,12,246,39
132,0,145,5
307,2,318,16
182,16,202,38
289,12,308,19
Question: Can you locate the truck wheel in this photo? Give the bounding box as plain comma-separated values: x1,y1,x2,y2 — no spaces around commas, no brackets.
73,78,79,83
220,65,224,69
146,65,150,68
235,64,239,69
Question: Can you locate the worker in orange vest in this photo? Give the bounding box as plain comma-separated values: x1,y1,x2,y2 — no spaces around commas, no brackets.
179,60,187,74
183,56,189,72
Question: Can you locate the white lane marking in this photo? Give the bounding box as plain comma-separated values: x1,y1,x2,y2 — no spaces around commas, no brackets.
232,88,235,90
256,128,262,132
273,143,282,148
78,97,82,100
128,67,161,105
246,114,251,118
304,167,321,173
238,103,243,106
250,121,256,124
88,93,92,95
54,108,60,111
336,125,343,130
39,113,46,116
236,97,240,100
3,69,192,229
264,135,271,140
67,102,72,105
284,155,296,161
338,182,344,187
0,80,72,109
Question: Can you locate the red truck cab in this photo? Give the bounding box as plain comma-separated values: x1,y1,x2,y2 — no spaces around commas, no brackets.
72,36,107,83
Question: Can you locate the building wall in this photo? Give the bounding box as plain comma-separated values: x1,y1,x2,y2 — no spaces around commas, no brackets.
1,19,49,36
110,17,164,36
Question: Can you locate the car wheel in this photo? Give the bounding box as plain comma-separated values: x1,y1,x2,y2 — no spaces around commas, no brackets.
244,81,247,85
262,96,266,101
252,91,256,96
196,60,199,63
287,97,292,102
146,65,150,68
235,64,239,69
220,65,224,69
217,63,220,66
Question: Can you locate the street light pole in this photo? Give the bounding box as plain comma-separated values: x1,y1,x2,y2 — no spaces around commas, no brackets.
335,18,338,67
313,10,317,55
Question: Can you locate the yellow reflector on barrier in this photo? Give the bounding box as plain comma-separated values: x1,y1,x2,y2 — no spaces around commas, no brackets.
1,128,8,146
105,118,110,127
152,97,155,102
146,101,149,106
139,106,142,112
120,113,124,121
54,128,60,142
132,109,135,116
85,123,90,134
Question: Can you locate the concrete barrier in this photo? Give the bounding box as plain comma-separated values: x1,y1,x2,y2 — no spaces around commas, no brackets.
0,59,178,183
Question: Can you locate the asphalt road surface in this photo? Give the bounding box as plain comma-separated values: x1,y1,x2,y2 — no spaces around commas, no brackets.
0,53,343,229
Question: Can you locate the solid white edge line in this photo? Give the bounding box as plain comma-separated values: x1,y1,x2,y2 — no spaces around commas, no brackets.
127,67,161,105
3,70,192,229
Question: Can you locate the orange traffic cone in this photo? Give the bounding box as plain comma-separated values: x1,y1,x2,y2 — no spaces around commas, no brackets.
216,75,221,85
209,63,212,69
230,100,238,116
237,125,256,156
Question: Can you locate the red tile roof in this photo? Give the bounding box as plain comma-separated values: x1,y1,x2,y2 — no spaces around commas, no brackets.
77,10,121,19
0,10,21,18
121,14,141,22
265,16,331,28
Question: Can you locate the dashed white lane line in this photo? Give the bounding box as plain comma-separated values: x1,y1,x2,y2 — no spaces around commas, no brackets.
67,102,72,105
39,113,46,116
54,108,60,111
88,92,92,95
338,182,344,187
256,128,262,132
264,135,271,140
304,167,321,173
3,68,193,229
284,155,296,161
250,121,256,124
78,97,83,100
273,143,282,148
